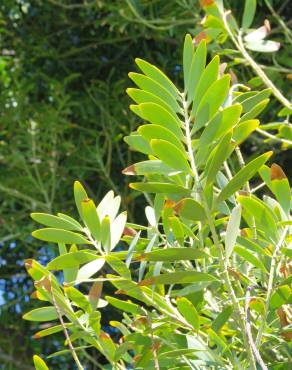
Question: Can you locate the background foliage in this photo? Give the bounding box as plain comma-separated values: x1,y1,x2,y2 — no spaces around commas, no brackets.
0,0,291,368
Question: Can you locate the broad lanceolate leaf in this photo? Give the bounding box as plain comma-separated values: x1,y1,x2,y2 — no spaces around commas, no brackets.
225,205,241,259
233,119,259,144
186,39,206,102
32,228,90,245
111,212,127,250
137,248,207,262
195,74,231,129
76,258,105,282
138,124,185,152
240,89,271,113
234,246,267,272
23,306,58,322
129,182,191,195
192,55,220,116
205,131,234,185
47,251,99,270
259,164,291,215
217,151,273,203
31,213,82,231
101,216,111,253
174,198,206,222
242,0,256,29
237,195,278,242
58,243,78,284
211,306,233,332
33,324,72,339
198,104,242,145
150,139,191,174
122,160,174,177
139,271,217,286
64,286,91,313
124,133,152,155
74,181,88,220
177,297,200,330
106,296,144,315
33,355,49,370
135,58,179,98
128,73,180,113
82,199,101,240
183,34,194,88
138,103,184,140
239,99,269,121
126,88,176,115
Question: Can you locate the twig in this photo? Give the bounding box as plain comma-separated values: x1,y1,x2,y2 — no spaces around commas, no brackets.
49,276,84,370
245,286,268,370
256,227,288,345
256,128,292,146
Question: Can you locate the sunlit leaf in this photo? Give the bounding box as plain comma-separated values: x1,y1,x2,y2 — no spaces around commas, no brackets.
32,228,90,245
23,306,58,322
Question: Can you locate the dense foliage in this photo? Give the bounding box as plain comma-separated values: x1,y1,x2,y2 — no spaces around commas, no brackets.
0,0,291,368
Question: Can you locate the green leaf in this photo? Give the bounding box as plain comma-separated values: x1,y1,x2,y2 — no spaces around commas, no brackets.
233,119,259,144
139,103,184,140
128,72,180,113
130,182,190,195
101,216,111,254
23,306,58,322
81,199,101,240
240,89,272,113
237,195,278,242
139,271,217,286
192,55,220,116
225,205,241,259
150,139,191,174
135,58,179,98
47,251,99,270
198,104,242,146
32,228,90,245
89,311,101,335
177,297,200,330
234,245,267,272
122,160,174,176
211,306,233,332
58,243,78,284
183,34,194,89
259,164,291,215
196,75,231,129
239,99,269,121
74,181,88,220
138,124,185,152
124,133,152,155
31,213,82,231
137,248,207,262
33,324,72,339
242,0,257,29
174,198,206,222
106,296,144,315
205,131,234,185
186,39,206,102
270,285,291,309
217,151,273,203
64,286,91,313
33,355,49,370
126,88,176,115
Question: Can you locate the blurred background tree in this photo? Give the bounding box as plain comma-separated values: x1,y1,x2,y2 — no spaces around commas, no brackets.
0,0,291,368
